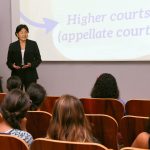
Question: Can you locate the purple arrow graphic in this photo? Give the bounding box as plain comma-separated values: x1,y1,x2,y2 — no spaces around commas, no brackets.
20,12,58,33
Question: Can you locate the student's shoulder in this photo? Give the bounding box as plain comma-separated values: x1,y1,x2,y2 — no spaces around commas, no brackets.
132,132,149,148
136,132,149,140
10,129,33,145
10,129,32,137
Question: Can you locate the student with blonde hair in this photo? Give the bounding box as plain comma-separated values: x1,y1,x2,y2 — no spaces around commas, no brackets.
47,94,97,142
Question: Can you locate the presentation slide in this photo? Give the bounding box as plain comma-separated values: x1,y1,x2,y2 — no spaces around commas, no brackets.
11,0,150,61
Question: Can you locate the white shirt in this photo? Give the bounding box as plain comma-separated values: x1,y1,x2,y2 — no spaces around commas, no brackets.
21,49,25,65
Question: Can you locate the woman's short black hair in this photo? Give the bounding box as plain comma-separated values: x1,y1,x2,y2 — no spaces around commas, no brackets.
15,24,29,36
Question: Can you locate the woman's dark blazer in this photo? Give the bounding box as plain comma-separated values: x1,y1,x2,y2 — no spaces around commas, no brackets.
6,39,42,81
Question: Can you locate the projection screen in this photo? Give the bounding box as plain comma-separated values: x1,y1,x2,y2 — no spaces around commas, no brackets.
11,0,150,61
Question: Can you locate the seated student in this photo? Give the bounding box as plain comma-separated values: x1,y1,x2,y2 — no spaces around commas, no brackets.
47,94,98,143
26,83,46,111
132,118,150,149
0,89,33,146
91,73,126,105
7,76,22,91
91,73,125,146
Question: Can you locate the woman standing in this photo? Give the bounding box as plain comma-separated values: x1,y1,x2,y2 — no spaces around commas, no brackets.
7,24,42,90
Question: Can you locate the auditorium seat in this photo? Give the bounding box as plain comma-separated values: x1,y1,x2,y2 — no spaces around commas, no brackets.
0,134,29,150
120,115,149,147
30,138,110,150
125,99,150,116
120,147,149,150
86,114,118,150
80,98,124,125
26,111,52,139
40,96,59,113
0,93,6,105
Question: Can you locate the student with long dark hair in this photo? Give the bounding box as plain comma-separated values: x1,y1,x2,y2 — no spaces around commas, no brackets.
91,73,126,105
0,89,33,145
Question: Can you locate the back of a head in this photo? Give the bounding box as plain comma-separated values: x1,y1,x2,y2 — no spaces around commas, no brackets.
7,76,22,91
27,83,46,111
47,94,93,142
53,94,85,126
0,89,31,129
91,73,119,98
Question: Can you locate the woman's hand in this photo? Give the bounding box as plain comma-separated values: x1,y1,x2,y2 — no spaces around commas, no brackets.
22,63,31,69
13,63,21,70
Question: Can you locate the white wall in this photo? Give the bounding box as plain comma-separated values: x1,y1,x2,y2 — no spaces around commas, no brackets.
38,62,150,101
0,0,11,91
1,0,150,102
